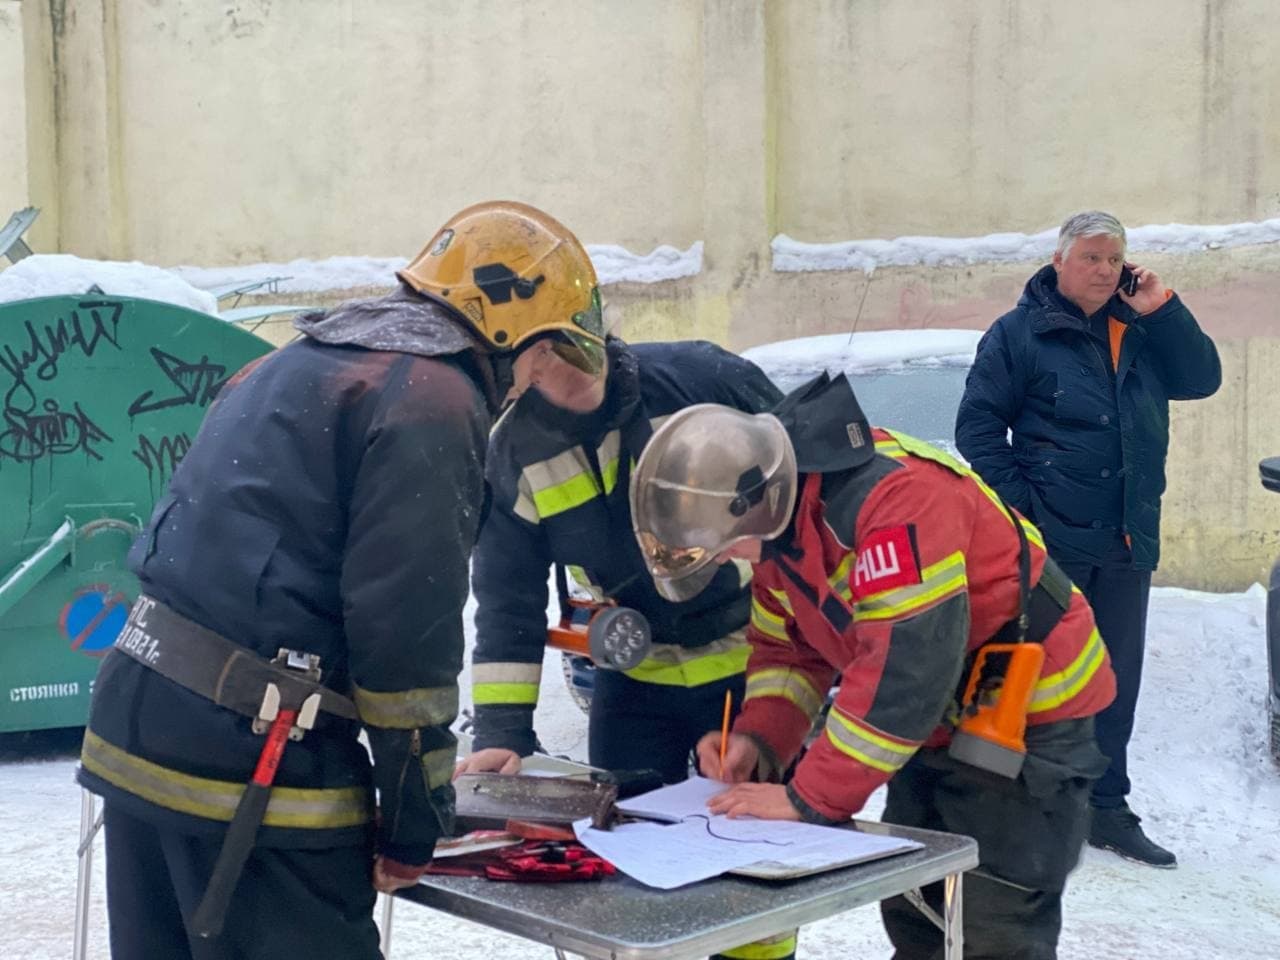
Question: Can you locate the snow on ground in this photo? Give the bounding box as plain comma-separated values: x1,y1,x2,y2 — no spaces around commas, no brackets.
3,585,1277,959
0,254,219,315
773,216,1280,274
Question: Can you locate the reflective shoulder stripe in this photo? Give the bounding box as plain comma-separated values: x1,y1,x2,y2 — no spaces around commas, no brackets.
623,634,750,687
745,667,824,719
823,706,918,774
882,429,1047,550
513,475,539,524
81,730,372,829
354,683,458,729
730,557,753,587
471,662,542,707
854,551,967,622
749,598,789,643
1030,626,1107,713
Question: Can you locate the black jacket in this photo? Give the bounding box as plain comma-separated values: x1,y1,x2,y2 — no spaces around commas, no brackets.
955,265,1220,569
79,289,493,866
470,339,781,756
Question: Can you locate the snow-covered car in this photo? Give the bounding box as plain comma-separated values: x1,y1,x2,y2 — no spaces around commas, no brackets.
1261,457,1280,760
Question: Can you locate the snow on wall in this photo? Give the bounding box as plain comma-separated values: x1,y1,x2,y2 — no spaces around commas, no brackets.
0,254,219,315
773,217,1280,274
743,329,985,377
171,242,705,294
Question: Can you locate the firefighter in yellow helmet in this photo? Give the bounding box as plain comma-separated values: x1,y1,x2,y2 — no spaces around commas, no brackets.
78,202,606,959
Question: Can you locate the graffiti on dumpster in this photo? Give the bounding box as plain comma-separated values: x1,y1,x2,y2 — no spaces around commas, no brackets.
0,301,124,466
133,431,192,487
127,347,228,416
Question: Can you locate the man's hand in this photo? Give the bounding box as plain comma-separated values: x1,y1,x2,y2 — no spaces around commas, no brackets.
1118,263,1169,315
372,855,426,893
453,747,522,779
707,783,801,821
696,731,759,783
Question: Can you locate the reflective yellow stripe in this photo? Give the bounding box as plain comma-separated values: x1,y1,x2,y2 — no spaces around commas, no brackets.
623,635,750,687
81,730,372,829
854,551,967,622
717,931,798,959
597,431,622,495
829,552,855,603
766,588,794,615
532,470,600,517
883,429,1047,549
471,663,542,707
1030,627,1107,712
745,668,824,720
749,599,789,643
823,708,917,774
523,447,601,518
354,684,458,729
875,438,908,458
421,746,455,790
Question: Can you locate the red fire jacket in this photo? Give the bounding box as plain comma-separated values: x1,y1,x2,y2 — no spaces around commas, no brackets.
733,429,1116,823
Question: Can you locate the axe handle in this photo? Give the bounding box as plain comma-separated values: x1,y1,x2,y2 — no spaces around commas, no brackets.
191,708,297,939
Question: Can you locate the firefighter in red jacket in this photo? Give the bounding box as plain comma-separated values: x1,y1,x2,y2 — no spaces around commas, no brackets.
630,372,1116,959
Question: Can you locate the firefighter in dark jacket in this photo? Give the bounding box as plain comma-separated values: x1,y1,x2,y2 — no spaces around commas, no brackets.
454,332,785,960
630,373,1117,959
77,201,608,959
955,210,1221,867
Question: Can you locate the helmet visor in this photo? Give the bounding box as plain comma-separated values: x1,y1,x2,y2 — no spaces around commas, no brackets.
636,531,710,580
549,328,606,376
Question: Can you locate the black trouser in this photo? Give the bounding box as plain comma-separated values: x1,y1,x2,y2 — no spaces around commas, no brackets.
103,803,380,960
588,666,744,783
880,718,1105,960
1055,557,1152,809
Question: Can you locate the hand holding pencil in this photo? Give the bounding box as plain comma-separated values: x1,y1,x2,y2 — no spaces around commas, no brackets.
696,691,757,783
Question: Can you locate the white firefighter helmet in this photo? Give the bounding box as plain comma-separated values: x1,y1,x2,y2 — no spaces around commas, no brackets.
630,404,798,602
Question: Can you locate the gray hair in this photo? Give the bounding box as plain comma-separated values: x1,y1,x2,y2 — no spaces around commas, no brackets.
1056,211,1126,258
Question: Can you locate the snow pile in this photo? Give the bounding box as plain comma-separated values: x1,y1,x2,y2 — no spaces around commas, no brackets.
172,242,704,294
743,330,985,378
0,254,218,315
773,216,1280,274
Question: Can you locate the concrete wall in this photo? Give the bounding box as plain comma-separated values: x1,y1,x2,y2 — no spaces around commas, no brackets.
5,0,1280,589
0,2,28,222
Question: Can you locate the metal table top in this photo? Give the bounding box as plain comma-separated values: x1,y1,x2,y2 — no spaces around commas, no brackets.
395,821,978,959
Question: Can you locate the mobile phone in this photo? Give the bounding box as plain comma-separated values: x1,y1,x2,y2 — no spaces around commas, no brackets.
1117,264,1139,297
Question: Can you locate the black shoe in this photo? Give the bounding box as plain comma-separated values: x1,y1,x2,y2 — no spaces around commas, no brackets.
1088,805,1177,868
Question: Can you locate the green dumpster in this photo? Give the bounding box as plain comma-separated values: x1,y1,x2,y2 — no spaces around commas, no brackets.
0,295,272,732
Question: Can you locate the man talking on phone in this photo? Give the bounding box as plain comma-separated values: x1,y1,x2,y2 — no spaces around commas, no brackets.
955,210,1220,867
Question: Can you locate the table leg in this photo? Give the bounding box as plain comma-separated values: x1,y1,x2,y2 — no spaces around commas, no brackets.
942,870,963,960
380,893,395,958
74,789,103,960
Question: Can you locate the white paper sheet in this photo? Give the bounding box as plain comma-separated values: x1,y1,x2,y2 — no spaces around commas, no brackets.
613,774,726,822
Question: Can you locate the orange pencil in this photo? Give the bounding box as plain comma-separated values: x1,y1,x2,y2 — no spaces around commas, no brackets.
718,688,732,775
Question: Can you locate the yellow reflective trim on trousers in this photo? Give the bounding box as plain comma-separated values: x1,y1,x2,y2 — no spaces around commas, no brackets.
745,668,824,719
472,682,539,706
623,636,750,687
750,599,789,643
824,709,917,774
354,684,458,729
421,746,455,790
1030,627,1107,713
717,931,799,959
80,730,372,829
854,552,968,622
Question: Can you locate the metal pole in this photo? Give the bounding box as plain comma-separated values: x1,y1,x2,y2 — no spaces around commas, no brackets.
73,789,100,960
942,870,964,960
379,892,394,958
